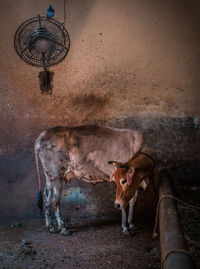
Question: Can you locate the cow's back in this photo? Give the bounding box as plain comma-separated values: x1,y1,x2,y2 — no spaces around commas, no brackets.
36,125,145,180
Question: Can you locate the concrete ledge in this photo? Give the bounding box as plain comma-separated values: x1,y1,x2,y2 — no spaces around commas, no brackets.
158,170,195,269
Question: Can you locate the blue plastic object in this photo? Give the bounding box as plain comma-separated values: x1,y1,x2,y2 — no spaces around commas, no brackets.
47,5,54,19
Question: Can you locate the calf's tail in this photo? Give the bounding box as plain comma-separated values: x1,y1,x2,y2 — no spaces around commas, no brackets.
34,141,43,211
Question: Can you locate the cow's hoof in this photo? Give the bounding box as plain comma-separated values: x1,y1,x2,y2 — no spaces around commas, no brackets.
60,228,71,236
129,225,138,231
122,230,135,236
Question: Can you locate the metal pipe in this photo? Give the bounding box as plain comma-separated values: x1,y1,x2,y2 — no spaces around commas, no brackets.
159,170,195,269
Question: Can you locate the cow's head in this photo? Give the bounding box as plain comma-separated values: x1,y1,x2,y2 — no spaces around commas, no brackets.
108,161,139,210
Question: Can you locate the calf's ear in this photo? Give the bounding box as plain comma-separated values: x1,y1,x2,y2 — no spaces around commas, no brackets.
118,164,128,169
108,161,121,173
108,161,120,166
125,167,135,185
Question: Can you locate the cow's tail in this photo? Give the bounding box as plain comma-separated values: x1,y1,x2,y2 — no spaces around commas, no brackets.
34,140,43,212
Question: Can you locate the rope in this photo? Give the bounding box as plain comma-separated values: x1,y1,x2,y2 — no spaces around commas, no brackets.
153,194,200,268
153,194,200,239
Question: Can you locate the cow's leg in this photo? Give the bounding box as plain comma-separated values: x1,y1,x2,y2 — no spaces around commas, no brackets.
52,179,71,236
43,184,53,230
128,190,138,231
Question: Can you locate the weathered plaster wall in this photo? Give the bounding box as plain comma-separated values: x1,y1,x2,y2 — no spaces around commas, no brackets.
0,0,200,217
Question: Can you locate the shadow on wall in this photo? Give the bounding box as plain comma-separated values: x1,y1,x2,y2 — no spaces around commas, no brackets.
0,150,38,218
68,90,111,124
113,117,199,163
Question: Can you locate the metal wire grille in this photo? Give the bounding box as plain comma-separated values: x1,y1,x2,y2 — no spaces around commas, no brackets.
14,16,70,68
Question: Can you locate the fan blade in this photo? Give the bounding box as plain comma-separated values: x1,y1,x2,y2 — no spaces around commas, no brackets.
19,46,29,57
54,41,68,51
42,52,46,67
38,14,42,27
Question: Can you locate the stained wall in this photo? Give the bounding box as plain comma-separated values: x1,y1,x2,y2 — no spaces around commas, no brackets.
0,0,199,217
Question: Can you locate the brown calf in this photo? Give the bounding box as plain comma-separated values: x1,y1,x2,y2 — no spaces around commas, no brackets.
109,152,154,235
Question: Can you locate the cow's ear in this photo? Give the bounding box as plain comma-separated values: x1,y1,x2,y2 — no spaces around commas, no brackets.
125,167,135,185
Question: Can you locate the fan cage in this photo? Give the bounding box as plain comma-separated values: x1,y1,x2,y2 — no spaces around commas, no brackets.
14,16,70,68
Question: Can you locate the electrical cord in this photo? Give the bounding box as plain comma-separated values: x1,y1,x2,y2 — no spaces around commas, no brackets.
63,0,67,26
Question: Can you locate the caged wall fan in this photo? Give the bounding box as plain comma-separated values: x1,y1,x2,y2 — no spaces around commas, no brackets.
14,2,70,94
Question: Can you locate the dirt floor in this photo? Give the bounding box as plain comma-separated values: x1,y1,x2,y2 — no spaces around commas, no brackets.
0,216,160,269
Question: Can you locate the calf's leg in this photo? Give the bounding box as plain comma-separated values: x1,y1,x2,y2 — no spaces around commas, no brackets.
121,191,138,235
121,207,129,234
128,191,138,230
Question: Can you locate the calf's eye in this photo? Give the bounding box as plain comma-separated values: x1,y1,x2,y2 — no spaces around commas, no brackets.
121,179,127,184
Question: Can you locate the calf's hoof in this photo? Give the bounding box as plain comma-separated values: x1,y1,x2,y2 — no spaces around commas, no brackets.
122,229,135,236
129,224,138,231
60,228,71,236
49,226,59,234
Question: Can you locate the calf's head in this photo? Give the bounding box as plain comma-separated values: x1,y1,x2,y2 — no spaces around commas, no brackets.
109,161,140,210
109,153,154,210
